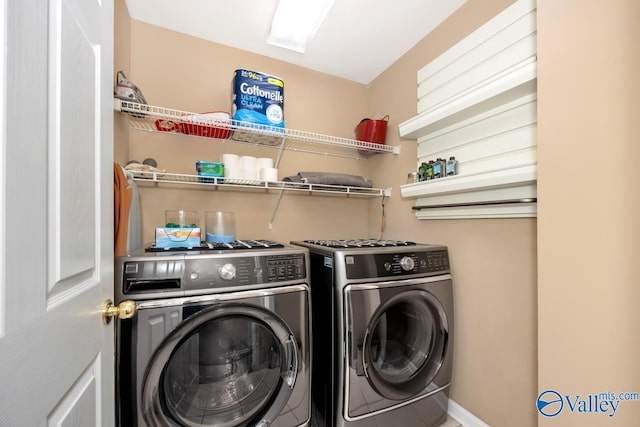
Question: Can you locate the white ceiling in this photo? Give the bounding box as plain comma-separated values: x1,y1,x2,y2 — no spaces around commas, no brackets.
124,0,468,84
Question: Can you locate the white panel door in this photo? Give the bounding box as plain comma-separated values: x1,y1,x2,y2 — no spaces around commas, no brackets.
0,0,114,426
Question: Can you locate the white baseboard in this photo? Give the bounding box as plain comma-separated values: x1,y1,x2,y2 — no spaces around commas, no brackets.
448,399,490,427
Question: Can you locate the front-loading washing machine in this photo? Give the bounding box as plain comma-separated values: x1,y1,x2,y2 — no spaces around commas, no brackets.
114,240,311,427
291,239,454,427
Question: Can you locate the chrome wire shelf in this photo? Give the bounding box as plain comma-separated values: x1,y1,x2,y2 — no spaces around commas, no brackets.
114,99,400,159
129,170,389,198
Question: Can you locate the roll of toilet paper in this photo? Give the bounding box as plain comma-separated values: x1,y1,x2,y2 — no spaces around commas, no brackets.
221,153,240,169
256,157,274,171
240,156,258,180
224,168,242,180
259,167,278,182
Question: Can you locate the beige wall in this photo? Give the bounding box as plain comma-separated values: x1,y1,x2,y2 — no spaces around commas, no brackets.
537,0,640,425
366,1,537,426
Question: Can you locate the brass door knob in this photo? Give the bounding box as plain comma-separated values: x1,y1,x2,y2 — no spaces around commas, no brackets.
102,299,136,325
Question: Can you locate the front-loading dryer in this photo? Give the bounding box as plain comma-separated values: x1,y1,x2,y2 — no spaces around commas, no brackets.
291,239,453,427
115,241,311,427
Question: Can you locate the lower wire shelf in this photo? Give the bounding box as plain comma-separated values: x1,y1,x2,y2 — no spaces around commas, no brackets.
130,170,389,198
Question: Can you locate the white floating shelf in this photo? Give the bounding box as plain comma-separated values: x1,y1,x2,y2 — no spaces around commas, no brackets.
400,165,537,219
399,59,537,140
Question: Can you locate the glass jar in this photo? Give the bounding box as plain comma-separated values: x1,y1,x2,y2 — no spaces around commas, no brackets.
406,172,419,184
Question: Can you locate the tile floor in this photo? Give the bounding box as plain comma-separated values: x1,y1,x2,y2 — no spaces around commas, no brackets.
441,416,464,427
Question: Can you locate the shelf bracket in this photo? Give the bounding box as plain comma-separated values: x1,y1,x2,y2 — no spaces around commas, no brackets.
274,135,286,168
268,189,286,229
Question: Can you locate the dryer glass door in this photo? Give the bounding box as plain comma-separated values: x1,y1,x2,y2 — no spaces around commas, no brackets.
361,289,449,401
141,303,298,427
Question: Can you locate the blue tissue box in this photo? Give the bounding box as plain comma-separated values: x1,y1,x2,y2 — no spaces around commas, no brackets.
155,227,201,248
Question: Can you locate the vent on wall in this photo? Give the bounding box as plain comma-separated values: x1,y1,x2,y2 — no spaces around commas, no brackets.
399,0,537,219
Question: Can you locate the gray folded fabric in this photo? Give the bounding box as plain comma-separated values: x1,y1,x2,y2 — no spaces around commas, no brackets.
282,175,303,183
282,172,372,188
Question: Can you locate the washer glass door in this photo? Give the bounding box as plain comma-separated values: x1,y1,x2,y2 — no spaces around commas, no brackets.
142,303,298,427
362,289,448,400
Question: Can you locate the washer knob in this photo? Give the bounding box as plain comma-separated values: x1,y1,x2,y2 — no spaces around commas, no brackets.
219,263,237,281
400,256,415,271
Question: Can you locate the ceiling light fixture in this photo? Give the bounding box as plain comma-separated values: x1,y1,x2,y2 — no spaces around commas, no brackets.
267,0,335,54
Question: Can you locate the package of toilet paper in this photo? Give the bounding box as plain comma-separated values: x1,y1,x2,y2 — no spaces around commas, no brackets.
232,69,284,129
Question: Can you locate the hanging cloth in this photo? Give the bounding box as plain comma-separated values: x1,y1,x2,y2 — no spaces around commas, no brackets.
124,169,142,252
114,163,133,256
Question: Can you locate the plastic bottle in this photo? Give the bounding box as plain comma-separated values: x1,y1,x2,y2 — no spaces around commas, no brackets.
425,161,434,180
446,156,458,176
418,163,426,181
432,159,442,179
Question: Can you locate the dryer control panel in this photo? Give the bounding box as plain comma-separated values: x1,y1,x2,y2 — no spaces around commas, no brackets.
344,249,450,279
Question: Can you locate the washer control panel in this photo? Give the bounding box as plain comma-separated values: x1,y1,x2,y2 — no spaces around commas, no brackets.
345,249,450,279
184,253,306,290
119,252,307,295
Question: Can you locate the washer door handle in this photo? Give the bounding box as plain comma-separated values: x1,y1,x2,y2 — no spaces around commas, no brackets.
282,334,299,388
357,329,370,377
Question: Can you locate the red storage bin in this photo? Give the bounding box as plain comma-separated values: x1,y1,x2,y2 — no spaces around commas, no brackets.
154,119,181,133
355,115,389,145
180,111,231,139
